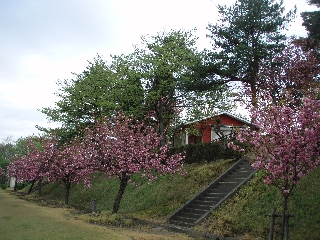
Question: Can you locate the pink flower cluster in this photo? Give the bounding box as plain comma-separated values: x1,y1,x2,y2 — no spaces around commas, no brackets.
6,112,184,205
85,112,184,181
6,139,55,183
234,93,320,194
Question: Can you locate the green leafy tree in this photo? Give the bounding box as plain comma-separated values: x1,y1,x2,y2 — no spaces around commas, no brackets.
109,54,145,120
38,55,144,143
0,137,15,176
190,0,296,106
183,84,236,122
132,30,200,145
0,136,41,171
39,32,235,145
132,30,233,144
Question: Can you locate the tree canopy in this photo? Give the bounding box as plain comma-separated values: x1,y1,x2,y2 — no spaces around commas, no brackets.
301,0,320,43
229,37,320,240
39,30,235,144
189,0,296,106
38,55,144,143
85,112,184,213
132,30,207,144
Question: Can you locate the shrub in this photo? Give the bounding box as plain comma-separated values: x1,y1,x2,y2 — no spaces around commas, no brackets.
78,211,133,226
170,142,240,164
16,182,29,190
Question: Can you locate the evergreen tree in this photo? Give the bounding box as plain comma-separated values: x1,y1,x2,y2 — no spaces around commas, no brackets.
300,0,320,49
301,0,320,43
190,0,296,106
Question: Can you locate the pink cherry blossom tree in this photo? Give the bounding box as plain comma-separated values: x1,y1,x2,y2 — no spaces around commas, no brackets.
229,38,320,239
6,136,96,204
6,138,55,194
235,92,320,191
256,39,320,104
85,112,185,213
45,137,97,205
231,90,320,239
25,139,56,194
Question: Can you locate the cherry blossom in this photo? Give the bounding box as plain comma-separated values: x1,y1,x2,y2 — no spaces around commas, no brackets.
85,112,185,213
235,93,320,193
230,90,320,240
46,138,97,204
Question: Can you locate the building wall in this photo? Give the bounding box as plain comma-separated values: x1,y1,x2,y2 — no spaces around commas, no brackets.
173,114,249,147
219,114,246,126
203,124,212,143
191,114,247,143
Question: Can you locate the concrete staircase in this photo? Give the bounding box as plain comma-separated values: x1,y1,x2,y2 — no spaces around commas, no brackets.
167,158,256,228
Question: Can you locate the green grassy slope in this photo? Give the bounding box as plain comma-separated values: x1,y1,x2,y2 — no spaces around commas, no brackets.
195,168,320,240
26,159,320,239
38,159,235,217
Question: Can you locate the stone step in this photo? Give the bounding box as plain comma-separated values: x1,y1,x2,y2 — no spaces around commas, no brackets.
216,182,240,188
238,163,253,168
211,186,237,192
237,167,255,172
167,159,256,228
193,201,214,208
206,190,227,195
235,168,254,173
228,171,253,177
186,204,211,212
171,215,198,224
199,195,221,203
235,165,253,170
178,212,204,219
235,165,252,171
218,180,239,185
168,219,194,227
230,177,248,181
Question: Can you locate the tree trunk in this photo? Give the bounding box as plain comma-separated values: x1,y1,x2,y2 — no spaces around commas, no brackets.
250,81,258,108
112,172,130,214
158,105,166,147
64,177,71,205
38,179,43,196
28,180,36,194
13,178,17,192
281,194,289,240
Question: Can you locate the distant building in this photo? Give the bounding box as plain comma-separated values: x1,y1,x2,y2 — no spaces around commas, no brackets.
173,112,251,147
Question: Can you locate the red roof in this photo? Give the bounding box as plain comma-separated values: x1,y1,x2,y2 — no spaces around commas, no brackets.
182,111,251,127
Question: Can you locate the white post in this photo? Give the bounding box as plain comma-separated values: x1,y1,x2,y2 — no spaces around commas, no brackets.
10,177,16,188
185,131,188,145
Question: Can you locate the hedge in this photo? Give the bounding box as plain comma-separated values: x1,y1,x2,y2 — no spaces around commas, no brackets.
169,142,241,164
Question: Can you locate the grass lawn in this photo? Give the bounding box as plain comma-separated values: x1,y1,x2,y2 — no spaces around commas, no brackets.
0,190,191,240
3,158,320,239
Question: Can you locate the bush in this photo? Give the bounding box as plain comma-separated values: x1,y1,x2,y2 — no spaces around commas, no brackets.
16,182,29,190
0,183,7,189
78,211,133,226
170,142,240,164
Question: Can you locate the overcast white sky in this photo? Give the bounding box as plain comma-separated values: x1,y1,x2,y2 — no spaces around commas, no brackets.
0,0,317,141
